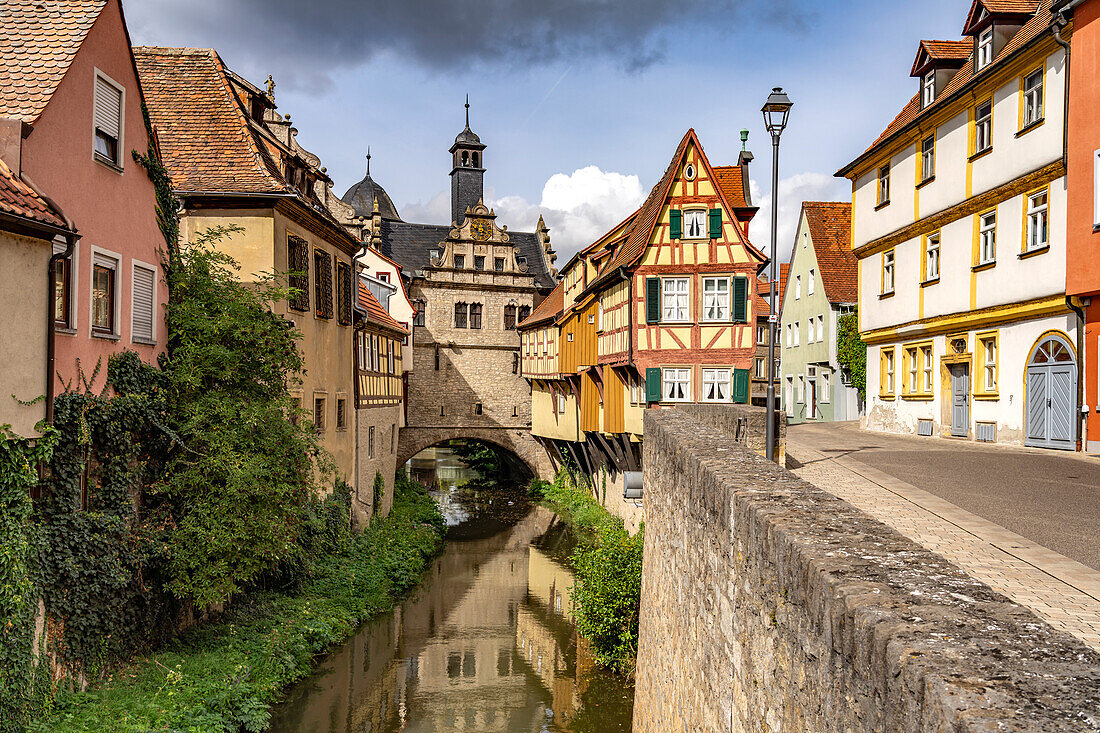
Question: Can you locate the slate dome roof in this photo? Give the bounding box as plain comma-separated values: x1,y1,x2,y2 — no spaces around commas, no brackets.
341,172,401,221
454,126,481,146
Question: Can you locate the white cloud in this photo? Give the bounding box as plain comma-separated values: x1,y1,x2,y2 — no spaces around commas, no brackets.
749,172,849,265
401,166,646,264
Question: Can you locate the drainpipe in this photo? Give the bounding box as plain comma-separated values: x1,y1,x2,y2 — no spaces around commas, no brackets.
1052,10,1072,168
1068,296,1087,449
20,172,78,426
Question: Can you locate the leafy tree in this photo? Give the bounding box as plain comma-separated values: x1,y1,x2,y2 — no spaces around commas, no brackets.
836,310,868,402
155,227,334,607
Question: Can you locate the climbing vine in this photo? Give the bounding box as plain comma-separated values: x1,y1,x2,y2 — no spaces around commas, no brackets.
837,311,868,402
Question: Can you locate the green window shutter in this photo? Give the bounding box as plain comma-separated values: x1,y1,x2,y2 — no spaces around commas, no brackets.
645,277,661,324
709,208,722,238
733,369,750,404
732,276,748,323
669,209,682,239
646,368,662,402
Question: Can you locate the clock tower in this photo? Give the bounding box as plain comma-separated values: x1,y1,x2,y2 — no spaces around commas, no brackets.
450,96,486,226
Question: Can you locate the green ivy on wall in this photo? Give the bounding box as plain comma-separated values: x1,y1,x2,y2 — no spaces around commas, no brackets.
837,311,868,402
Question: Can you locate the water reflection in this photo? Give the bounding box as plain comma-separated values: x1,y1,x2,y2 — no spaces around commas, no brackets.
268,484,634,732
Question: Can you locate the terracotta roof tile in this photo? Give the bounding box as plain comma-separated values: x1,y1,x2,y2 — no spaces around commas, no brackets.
358,280,408,334
0,0,105,122
712,165,750,209
0,157,66,230
964,0,1042,33
518,279,564,329
844,1,1051,173
911,40,972,75
802,202,856,304
133,47,290,195
759,263,789,316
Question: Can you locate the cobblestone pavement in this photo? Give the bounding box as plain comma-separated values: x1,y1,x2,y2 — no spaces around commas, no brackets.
787,422,1100,652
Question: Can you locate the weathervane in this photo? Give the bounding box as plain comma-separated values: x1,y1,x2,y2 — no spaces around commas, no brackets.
366,147,371,175
465,94,470,128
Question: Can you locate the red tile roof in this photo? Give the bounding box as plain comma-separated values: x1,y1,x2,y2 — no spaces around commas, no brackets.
758,263,789,316
910,40,973,76
840,1,1051,176
964,0,1041,33
358,281,408,334
134,47,290,195
803,202,856,304
0,0,105,122
712,165,751,210
0,157,67,230
518,279,564,329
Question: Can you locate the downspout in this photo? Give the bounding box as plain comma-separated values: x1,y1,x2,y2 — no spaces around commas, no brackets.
21,172,78,426
1052,12,1087,449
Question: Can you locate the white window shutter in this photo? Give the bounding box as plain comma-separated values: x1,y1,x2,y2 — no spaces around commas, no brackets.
132,265,155,342
94,76,122,140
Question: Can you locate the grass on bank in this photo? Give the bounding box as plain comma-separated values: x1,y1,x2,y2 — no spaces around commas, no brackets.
535,473,643,677
35,476,445,733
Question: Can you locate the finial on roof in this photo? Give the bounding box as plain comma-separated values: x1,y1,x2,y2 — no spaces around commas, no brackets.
740,128,749,151
465,94,470,128
366,147,371,175
265,74,275,99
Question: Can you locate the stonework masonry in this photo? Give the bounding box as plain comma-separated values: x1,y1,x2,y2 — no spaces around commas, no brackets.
354,404,402,525
634,407,1100,732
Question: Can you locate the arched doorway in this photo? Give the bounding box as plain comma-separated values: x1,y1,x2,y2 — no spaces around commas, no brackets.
1025,333,1077,450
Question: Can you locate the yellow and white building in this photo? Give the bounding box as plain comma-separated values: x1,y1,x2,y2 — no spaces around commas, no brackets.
837,0,1080,449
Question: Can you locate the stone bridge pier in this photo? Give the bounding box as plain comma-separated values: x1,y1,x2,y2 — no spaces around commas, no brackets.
397,426,554,482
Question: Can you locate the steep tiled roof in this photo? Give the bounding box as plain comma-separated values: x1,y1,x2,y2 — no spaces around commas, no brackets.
134,47,289,195
518,279,564,329
712,165,750,209
911,40,972,75
803,202,856,304
0,157,66,230
358,281,408,334
0,0,105,122
964,0,1041,33
840,1,1052,175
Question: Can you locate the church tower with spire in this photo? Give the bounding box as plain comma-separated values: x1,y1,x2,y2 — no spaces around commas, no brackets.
450,96,486,225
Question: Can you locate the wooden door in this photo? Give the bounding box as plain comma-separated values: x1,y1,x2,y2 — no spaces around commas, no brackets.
950,364,969,437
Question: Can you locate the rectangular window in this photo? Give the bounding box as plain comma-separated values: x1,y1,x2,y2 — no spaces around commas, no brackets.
662,277,690,321
978,210,997,264
808,269,815,296
795,274,801,300
504,304,517,330
368,425,375,458
755,357,766,378
474,255,485,270
336,397,347,430
977,26,993,69
683,210,706,239
701,277,730,321
474,403,483,415
882,250,895,294
877,163,890,206
390,424,396,452
1026,190,1048,251
356,332,366,370
557,392,566,414
785,323,792,347
978,333,998,394
54,254,72,328
131,262,156,343
925,233,940,281
314,395,326,432
413,299,426,327
662,367,691,402
921,134,935,182
816,315,824,343
93,73,123,167
495,257,505,271
454,254,465,269
1023,68,1043,127
922,345,934,393
314,249,333,319
454,302,468,329
794,321,800,347
923,71,935,107
821,370,831,403
974,100,992,154
469,302,482,329
785,376,794,416
906,347,919,394
881,348,895,396
701,368,731,402
91,256,117,336
288,235,309,312
336,261,352,325
797,375,805,403
757,325,767,345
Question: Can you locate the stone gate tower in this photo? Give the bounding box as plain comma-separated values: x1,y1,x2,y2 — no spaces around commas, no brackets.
450,97,486,226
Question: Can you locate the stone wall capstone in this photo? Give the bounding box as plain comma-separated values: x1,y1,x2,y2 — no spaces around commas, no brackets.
634,408,1100,733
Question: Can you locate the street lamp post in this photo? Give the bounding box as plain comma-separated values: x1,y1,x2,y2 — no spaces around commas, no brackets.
761,87,792,463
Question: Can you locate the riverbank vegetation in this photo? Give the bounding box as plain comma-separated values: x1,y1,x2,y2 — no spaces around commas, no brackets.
538,472,643,676
34,473,444,733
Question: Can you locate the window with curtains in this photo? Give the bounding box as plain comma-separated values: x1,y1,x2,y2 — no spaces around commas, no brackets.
314,249,333,319
288,235,309,311
702,368,731,402
702,277,730,321
662,368,691,402
662,277,689,321
336,261,352,325
93,73,123,167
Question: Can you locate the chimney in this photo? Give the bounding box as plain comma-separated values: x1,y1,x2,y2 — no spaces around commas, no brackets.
0,118,29,174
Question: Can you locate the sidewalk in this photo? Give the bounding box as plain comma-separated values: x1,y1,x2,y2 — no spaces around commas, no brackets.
787,423,1100,652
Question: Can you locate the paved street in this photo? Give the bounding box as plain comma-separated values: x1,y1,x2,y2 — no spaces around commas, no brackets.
787,421,1100,651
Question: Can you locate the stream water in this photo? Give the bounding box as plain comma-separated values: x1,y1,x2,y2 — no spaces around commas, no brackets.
267,448,635,732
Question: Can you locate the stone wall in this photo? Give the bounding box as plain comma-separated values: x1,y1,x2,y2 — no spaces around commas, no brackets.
673,402,785,461
354,404,402,524
634,408,1100,732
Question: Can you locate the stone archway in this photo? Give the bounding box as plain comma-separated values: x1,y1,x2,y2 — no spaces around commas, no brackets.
397,426,554,481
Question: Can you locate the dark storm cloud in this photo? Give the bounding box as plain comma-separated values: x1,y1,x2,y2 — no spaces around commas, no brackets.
127,0,812,89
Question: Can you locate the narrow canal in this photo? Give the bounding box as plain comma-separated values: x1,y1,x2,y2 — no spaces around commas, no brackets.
268,446,635,732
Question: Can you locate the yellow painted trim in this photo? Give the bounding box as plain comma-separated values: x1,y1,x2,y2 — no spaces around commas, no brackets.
1020,183,1051,254
1016,62,1046,134
860,294,1069,345
879,345,897,399
901,339,935,400
966,103,975,199
974,329,1000,400
880,247,895,296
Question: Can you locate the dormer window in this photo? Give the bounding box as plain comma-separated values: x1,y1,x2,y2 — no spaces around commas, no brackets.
977,27,994,69
922,71,936,107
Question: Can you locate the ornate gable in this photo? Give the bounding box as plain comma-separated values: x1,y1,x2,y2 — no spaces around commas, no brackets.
427,200,535,279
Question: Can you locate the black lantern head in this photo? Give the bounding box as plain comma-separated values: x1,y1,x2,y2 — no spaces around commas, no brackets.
761,87,793,137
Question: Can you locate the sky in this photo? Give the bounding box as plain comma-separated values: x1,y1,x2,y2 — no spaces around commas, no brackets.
125,0,975,266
